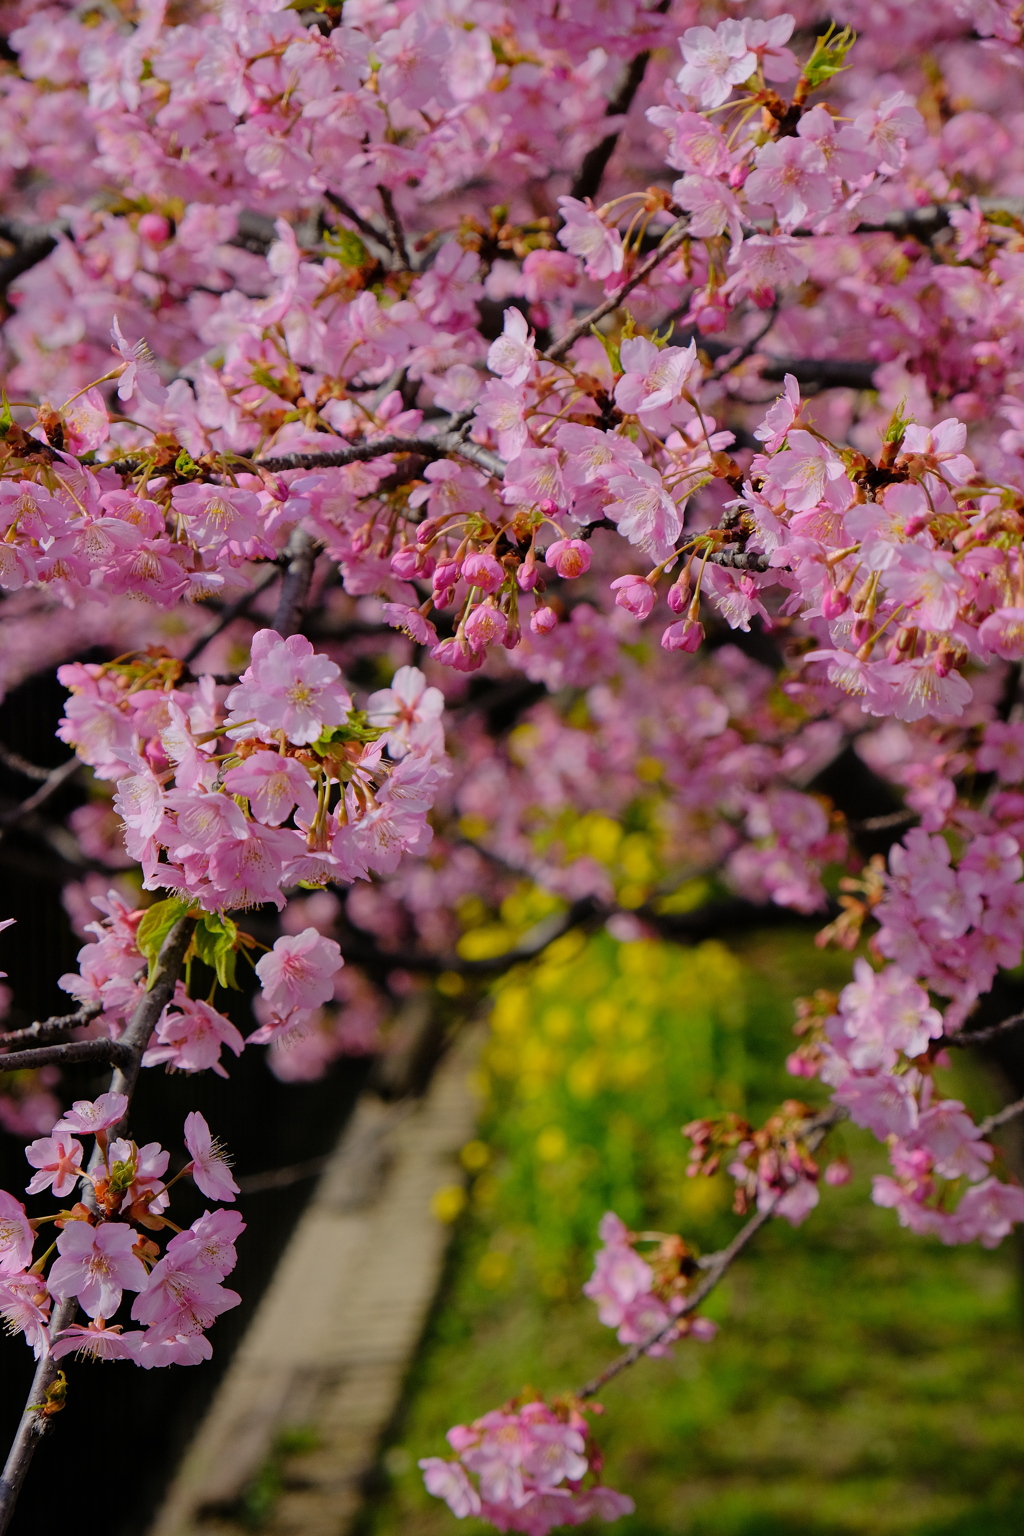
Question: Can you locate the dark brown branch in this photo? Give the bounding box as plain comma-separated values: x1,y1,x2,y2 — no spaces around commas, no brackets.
324,190,392,253
0,916,192,1534
710,300,780,381
575,1105,845,1399
0,1038,132,1073
760,358,877,390
377,185,411,270
0,1004,100,1046
273,526,317,637
183,564,281,667
546,218,690,363
570,54,652,204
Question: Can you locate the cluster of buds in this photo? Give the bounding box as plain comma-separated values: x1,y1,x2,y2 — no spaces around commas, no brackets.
684,1101,826,1226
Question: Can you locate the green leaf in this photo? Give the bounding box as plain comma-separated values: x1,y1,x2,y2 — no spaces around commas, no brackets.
0,390,12,437
801,23,856,91
137,897,194,987
190,911,241,991
323,225,369,268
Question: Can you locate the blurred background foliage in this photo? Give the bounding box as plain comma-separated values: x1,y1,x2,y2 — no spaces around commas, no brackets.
354,928,1024,1536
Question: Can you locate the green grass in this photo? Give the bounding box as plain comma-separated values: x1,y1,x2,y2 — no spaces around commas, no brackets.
360,929,1024,1536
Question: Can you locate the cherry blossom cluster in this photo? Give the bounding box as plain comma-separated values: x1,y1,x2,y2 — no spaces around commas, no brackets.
582,1212,717,1354
789,961,1024,1247
0,1092,242,1368
419,1396,634,1536
56,635,447,912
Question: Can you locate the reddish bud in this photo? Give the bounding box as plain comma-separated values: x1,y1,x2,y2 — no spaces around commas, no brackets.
531,605,559,635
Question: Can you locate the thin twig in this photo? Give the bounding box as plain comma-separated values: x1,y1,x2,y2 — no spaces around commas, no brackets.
0,758,80,832
0,916,192,1535
182,565,281,667
0,1038,132,1073
545,218,690,364
575,1105,845,1399
977,1096,1024,1137
236,1154,332,1195
0,743,52,782
944,1011,1024,1050
710,300,780,381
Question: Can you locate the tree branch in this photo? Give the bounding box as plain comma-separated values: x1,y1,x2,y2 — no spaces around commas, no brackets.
977,1096,1024,1138
0,916,192,1536
575,1105,845,1400
0,1004,100,1047
0,1038,132,1074
0,742,53,782
182,564,281,667
273,526,317,638
570,56,652,204
943,1011,1024,1050
377,184,411,271
760,358,877,390
545,218,690,363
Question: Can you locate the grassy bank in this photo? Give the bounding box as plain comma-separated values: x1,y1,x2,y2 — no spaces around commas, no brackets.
357,929,1024,1536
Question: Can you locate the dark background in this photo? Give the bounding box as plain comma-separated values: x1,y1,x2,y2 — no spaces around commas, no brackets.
0,665,368,1536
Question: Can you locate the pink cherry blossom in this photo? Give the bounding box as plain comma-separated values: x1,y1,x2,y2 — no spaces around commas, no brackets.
0,1192,34,1276
54,1091,128,1138
183,1112,239,1203
221,753,318,826
556,198,625,281
25,1131,83,1198
225,630,353,746
48,1220,149,1319
677,21,756,109
255,929,343,1018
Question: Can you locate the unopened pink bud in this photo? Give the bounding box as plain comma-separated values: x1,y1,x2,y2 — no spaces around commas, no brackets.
138,213,170,245
462,551,504,594
667,579,692,615
531,605,558,635
824,1159,852,1187
544,538,591,579
464,603,508,650
661,618,704,653
517,553,540,591
851,615,872,646
611,575,655,621
391,546,431,579
821,585,849,620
